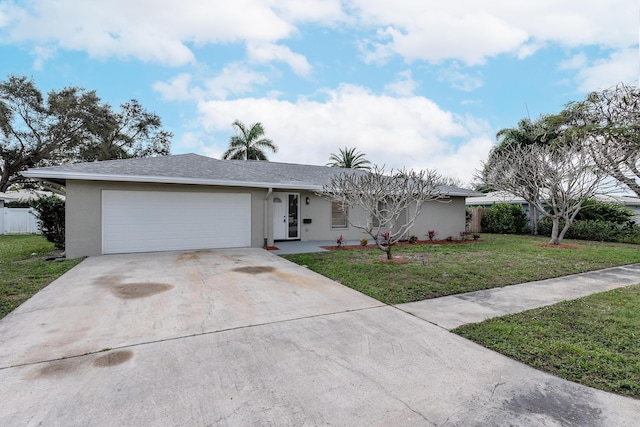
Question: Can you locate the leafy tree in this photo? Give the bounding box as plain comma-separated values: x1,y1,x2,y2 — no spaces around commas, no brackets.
563,83,640,196
31,195,65,249
327,147,371,170
222,120,277,160
320,165,445,260
0,76,96,191
76,99,172,162
0,75,172,192
476,116,563,234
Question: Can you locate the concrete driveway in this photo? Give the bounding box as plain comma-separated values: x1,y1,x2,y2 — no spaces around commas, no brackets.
1,249,639,426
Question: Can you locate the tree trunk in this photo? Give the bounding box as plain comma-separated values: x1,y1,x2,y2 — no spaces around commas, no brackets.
386,246,392,260
549,217,561,245
529,202,538,235
0,163,11,193
558,220,573,243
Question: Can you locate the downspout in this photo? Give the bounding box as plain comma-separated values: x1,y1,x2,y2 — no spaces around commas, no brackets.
264,188,273,248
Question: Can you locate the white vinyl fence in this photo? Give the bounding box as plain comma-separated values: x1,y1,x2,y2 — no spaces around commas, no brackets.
1,208,40,235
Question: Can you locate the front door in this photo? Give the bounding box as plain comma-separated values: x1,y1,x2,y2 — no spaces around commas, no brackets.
273,192,300,240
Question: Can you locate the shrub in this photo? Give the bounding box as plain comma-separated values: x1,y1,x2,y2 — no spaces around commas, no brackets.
408,235,418,244
577,199,634,224
426,230,437,241
360,238,368,246
481,204,528,234
31,195,65,249
538,217,640,243
4,199,31,208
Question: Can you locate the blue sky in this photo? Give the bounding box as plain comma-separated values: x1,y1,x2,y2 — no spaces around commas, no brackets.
1,0,638,184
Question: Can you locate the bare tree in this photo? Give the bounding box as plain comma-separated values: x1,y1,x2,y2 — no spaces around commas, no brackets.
319,165,446,259
564,83,640,196
485,142,606,245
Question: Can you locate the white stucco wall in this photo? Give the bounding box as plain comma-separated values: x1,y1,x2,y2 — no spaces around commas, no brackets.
65,180,468,257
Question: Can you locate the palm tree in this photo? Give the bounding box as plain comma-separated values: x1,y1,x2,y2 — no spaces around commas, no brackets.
222,120,277,160
327,147,371,169
484,116,558,235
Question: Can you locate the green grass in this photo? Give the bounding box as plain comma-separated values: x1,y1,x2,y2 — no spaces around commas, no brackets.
454,285,640,398
0,235,81,319
283,234,640,304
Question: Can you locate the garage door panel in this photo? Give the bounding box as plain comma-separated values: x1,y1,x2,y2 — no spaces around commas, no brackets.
102,191,251,254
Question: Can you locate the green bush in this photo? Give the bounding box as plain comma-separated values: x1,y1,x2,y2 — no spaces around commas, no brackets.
577,200,635,224
538,217,640,244
481,204,528,234
4,199,31,208
31,196,65,250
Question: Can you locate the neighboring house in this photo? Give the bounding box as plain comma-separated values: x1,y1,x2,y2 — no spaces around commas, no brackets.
0,192,16,209
24,153,478,258
466,191,640,223
1,189,66,203
0,192,40,235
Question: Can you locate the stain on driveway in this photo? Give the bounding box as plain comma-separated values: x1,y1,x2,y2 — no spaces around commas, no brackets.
0,248,383,367
0,249,639,426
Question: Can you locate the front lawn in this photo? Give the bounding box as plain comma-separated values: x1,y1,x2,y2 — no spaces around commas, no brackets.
283,234,640,304
0,235,81,319
454,285,640,398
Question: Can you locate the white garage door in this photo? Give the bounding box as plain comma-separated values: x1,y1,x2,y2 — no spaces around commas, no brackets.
102,190,251,254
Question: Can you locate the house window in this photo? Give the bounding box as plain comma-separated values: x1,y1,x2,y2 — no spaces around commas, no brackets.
331,202,348,229
372,200,386,228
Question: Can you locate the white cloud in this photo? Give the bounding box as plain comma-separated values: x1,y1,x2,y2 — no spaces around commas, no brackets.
2,0,295,65
438,63,484,92
559,53,589,70
574,48,640,92
153,65,269,101
517,41,546,60
351,0,637,65
204,64,270,99
384,70,418,97
194,84,493,184
30,45,55,71
1,0,636,76
247,43,312,77
153,74,202,102
359,12,527,66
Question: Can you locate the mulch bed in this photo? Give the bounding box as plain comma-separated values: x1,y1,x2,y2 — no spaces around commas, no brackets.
321,239,483,251
265,246,280,251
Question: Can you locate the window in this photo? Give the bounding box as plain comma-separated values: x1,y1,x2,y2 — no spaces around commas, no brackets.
331,202,348,229
372,200,386,228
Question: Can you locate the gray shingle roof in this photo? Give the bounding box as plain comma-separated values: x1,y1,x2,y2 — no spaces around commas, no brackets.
24,153,366,189
23,153,478,195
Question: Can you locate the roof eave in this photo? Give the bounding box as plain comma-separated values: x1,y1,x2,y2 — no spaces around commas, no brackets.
23,170,474,196
22,170,323,191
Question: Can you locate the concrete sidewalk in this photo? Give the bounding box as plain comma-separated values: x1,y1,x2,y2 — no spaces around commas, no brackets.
398,263,640,330
270,240,369,255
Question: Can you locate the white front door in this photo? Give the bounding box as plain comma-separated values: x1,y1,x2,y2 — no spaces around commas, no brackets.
273,195,287,240
273,192,300,240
